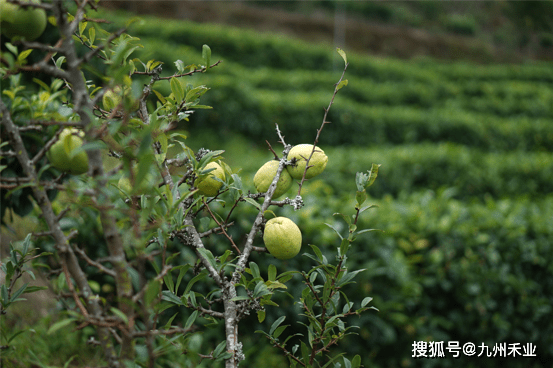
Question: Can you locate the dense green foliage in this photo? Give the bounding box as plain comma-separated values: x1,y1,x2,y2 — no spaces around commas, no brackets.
3,6,552,368
105,11,551,368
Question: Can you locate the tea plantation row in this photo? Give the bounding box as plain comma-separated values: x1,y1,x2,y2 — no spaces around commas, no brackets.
129,36,553,151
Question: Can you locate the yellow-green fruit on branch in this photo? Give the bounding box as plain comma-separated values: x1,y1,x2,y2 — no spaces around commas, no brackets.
46,128,89,175
102,85,138,112
254,160,293,199
195,162,225,197
286,144,328,180
263,216,302,260
102,86,123,111
0,0,47,41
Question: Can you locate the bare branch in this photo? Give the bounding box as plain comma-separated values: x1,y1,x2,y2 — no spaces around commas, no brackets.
73,246,117,278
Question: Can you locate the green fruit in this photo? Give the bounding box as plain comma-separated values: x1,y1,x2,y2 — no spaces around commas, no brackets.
0,0,47,41
195,162,225,197
286,144,328,180
102,86,138,112
263,216,302,260
46,128,89,175
254,160,293,199
102,86,123,111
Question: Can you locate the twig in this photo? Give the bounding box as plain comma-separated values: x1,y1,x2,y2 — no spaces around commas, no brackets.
73,247,117,278
265,140,280,160
296,62,349,195
62,261,90,318
198,221,235,238
202,198,241,254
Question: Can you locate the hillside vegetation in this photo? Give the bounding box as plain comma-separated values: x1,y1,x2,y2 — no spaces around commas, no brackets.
11,7,549,367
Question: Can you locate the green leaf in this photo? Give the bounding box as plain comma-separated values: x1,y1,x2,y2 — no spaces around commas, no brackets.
145,280,161,307
249,262,261,279
7,329,27,344
152,89,166,104
366,164,381,188
33,78,50,92
185,85,209,103
184,271,207,294
184,310,198,330
336,79,348,91
202,44,211,68
10,283,28,302
78,21,87,36
320,353,346,368
324,223,343,240
88,27,96,44
174,59,185,73
343,356,352,368
308,244,324,263
336,269,366,287
110,307,129,325
339,238,350,257
213,340,226,358
197,248,217,270
253,281,271,298
197,150,224,168
334,212,352,225
163,272,174,294
161,290,183,305
245,197,262,210
352,355,362,368
343,301,354,313
1,285,9,306
175,265,190,292
270,316,286,336
260,298,279,307
23,286,48,294
300,341,310,366
355,190,367,208
268,264,277,281
265,280,287,290
47,318,77,335
55,56,66,69
257,310,266,323
230,296,251,302
17,49,33,63
359,204,378,214
273,325,288,339
170,77,184,103
356,228,382,235
361,297,373,308
164,312,179,330
337,47,347,64
5,43,17,55
188,291,197,307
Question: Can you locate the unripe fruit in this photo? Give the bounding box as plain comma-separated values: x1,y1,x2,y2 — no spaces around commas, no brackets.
0,0,47,41
286,144,328,180
102,86,138,112
102,86,123,111
263,216,302,260
195,162,225,197
46,128,89,175
254,160,293,199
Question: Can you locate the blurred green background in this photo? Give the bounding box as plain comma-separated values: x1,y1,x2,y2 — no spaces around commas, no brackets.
3,1,552,367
